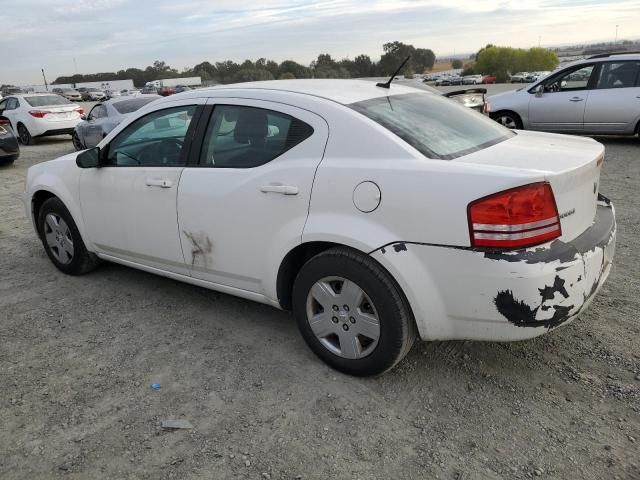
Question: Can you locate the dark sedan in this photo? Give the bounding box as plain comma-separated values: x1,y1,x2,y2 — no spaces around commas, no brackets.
0,117,20,165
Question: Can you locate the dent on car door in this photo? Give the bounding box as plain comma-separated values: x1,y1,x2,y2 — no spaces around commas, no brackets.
528,64,595,131
78,101,205,274
177,99,329,297
583,61,640,133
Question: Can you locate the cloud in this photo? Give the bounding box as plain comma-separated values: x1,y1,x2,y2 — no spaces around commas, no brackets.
3,0,639,84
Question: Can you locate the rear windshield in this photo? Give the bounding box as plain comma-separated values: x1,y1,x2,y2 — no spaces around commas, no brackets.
350,92,513,159
112,97,159,114
24,95,72,107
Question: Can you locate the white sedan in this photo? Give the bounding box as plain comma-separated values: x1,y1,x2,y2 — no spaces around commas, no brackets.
0,93,84,144
23,80,616,376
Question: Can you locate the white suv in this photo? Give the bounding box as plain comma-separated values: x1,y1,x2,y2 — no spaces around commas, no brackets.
486,52,640,136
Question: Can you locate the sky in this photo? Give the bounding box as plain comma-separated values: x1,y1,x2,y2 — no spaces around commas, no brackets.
3,0,640,84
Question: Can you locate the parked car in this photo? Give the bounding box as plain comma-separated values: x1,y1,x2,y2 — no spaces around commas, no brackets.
140,86,157,95
120,89,141,96
72,95,161,150
435,76,452,86
81,88,106,101
103,90,121,100
449,75,464,85
23,79,615,376
481,75,497,84
510,72,529,83
0,94,83,144
462,75,483,85
0,116,19,165
1,86,23,96
485,52,640,135
443,88,487,112
157,86,176,96
59,88,83,102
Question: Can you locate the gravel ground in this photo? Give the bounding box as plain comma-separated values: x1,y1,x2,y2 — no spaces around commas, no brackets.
0,132,639,480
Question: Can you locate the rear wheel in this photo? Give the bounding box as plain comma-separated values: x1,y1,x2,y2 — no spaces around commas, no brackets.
492,111,523,130
17,123,34,145
37,197,100,275
292,247,417,376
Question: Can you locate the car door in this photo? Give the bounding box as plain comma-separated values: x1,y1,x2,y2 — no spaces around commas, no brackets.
177,99,329,297
528,64,596,131
78,98,206,275
80,103,108,148
583,61,640,134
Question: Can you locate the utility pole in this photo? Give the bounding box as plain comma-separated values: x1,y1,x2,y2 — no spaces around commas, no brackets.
41,68,48,91
73,56,78,75
538,36,541,47
615,25,619,44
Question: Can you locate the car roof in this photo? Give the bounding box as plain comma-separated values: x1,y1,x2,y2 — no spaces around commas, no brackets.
563,53,640,68
188,79,429,105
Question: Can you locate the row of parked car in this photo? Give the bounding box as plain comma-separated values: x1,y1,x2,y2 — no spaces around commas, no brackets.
510,71,552,83
49,84,195,102
424,73,497,86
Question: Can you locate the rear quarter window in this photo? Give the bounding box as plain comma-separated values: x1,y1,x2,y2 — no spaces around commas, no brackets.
350,92,513,160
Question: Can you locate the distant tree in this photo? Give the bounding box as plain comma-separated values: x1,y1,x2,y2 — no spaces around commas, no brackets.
278,60,312,79
379,41,434,76
352,54,374,77
474,46,558,82
451,59,463,69
461,66,475,76
278,72,296,80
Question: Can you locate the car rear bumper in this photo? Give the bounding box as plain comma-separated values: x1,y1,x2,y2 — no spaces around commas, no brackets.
371,196,616,341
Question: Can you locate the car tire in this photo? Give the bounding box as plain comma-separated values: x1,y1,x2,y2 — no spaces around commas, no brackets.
72,131,85,151
17,123,35,145
492,111,523,130
0,155,16,166
292,247,417,376
37,197,100,275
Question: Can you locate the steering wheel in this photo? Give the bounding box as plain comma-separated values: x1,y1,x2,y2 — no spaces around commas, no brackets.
139,138,184,165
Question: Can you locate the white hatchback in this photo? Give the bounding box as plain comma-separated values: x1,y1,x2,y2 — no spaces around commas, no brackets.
23,80,616,375
0,94,84,144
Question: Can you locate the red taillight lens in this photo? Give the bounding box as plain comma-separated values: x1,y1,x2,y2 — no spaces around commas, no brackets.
74,107,84,115
0,116,9,125
468,182,561,249
29,110,49,118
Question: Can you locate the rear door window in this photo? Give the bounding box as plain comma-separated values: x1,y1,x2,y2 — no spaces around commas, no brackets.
350,92,512,160
595,61,640,89
199,105,314,168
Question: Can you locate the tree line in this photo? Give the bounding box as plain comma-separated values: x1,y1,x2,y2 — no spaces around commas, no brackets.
53,42,436,87
462,45,559,82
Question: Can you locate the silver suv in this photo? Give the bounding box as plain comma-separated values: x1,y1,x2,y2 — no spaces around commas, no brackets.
486,52,640,136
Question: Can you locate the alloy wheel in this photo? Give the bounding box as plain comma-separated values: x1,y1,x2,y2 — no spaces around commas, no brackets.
497,115,517,129
306,276,380,359
43,213,74,264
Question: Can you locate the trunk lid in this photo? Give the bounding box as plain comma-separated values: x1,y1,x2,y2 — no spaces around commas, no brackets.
453,130,604,242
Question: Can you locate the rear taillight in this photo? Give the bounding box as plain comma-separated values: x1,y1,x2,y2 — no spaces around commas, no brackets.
74,107,84,115
0,117,9,125
468,182,561,249
29,110,50,118
482,101,489,114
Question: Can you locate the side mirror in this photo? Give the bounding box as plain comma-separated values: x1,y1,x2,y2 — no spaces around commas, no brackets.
80,114,87,121
535,85,544,97
76,147,101,168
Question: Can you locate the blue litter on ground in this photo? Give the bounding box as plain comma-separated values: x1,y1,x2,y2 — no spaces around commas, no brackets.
151,383,161,391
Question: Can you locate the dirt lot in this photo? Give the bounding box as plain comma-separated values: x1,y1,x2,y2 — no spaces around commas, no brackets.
1,134,639,480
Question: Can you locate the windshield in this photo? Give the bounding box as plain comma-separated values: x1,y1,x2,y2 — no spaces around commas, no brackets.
350,92,513,160
25,95,72,107
112,96,159,114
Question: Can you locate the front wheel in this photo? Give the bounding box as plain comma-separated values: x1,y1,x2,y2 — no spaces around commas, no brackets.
37,197,100,275
292,247,417,376
72,131,85,151
492,111,523,130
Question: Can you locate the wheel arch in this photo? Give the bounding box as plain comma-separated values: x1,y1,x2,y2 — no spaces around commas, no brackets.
276,241,416,327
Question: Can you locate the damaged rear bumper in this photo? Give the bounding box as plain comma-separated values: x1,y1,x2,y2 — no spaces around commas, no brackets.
370,196,616,341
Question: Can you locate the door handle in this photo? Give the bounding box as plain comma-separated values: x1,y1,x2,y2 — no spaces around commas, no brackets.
260,184,299,195
145,178,173,188
569,97,584,102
